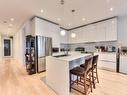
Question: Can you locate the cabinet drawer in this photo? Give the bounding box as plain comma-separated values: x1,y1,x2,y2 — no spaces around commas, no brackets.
98,60,116,71
98,53,116,62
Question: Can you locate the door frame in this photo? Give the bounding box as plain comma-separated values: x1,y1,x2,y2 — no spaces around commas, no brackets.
2,37,13,57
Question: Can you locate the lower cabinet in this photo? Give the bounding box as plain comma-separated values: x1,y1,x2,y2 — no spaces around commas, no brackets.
96,53,116,72
98,60,116,71
95,53,127,74
120,56,127,74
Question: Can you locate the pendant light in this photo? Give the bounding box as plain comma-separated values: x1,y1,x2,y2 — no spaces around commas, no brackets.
71,10,76,38
59,0,66,36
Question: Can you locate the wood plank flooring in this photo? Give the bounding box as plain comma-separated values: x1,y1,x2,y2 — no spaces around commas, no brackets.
0,58,127,95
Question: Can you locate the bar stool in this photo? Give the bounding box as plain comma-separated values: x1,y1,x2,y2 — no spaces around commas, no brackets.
70,57,93,95
80,55,99,89
92,55,99,83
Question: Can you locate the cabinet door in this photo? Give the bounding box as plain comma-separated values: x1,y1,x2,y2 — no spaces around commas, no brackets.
60,32,68,44
98,53,116,71
68,29,82,43
88,25,97,42
106,18,117,41
81,26,89,42
120,56,127,74
96,22,106,41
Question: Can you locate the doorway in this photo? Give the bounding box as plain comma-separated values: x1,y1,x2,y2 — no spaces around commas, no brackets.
4,39,11,56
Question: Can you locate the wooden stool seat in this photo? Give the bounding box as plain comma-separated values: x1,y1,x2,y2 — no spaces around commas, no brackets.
70,66,84,76
80,64,85,68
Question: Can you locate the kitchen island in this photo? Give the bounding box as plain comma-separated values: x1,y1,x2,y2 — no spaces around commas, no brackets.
46,52,91,95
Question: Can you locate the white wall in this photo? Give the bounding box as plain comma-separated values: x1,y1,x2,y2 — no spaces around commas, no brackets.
13,20,32,64
13,28,25,64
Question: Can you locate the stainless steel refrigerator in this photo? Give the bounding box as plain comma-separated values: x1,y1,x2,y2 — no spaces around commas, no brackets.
35,36,52,73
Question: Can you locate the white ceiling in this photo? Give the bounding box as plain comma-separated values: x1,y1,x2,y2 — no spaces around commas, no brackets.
0,0,127,36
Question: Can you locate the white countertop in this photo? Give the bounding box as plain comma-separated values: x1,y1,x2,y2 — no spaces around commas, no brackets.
52,52,91,61
94,52,116,54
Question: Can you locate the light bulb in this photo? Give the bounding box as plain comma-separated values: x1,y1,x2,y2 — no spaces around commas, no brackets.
60,30,66,36
71,33,76,38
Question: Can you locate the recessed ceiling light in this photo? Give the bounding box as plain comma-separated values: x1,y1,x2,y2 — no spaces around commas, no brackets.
57,18,61,21
107,0,110,3
68,24,71,26
41,9,44,13
8,28,11,32
9,24,13,27
82,18,86,21
112,21,114,24
10,18,14,21
110,7,114,11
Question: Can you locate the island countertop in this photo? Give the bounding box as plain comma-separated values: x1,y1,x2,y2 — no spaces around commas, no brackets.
52,52,92,61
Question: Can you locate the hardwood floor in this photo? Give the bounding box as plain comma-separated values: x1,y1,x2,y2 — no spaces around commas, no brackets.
0,58,127,95
0,58,56,95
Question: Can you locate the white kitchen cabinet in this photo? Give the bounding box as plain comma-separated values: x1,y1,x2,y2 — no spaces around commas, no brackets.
95,22,106,41
33,17,69,47
68,31,74,44
79,26,89,42
68,29,82,43
85,25,96,42
68,25,97,43
105,18,117,41
89,25,97,42
59,30,68,44
95,53,116,71
33,17,117,45
120,55,127,74
68,18,117,44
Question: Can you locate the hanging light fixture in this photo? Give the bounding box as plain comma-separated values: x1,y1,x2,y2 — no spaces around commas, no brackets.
59,0,66,36
71,9,76,38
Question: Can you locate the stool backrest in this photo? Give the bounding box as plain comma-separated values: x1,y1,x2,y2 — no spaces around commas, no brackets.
84,57,93,72
92,55,99,66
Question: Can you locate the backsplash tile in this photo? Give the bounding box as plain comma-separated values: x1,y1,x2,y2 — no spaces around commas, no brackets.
61,41,118,52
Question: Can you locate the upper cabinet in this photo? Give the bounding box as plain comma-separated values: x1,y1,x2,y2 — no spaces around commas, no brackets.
32,17,68,47
95,21,106,41
105,18,117,41
32,17,117,45
59,30,68,44
68,18,117,44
